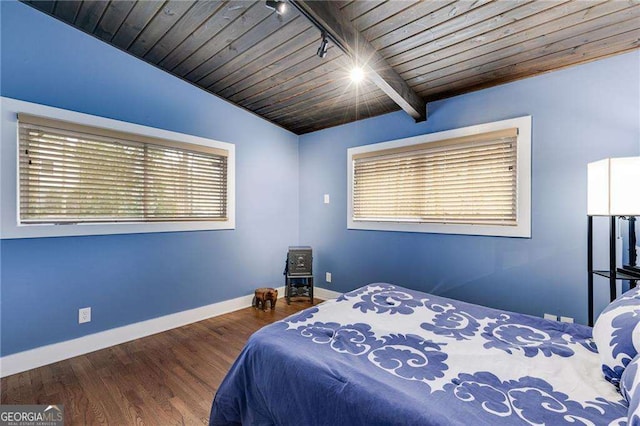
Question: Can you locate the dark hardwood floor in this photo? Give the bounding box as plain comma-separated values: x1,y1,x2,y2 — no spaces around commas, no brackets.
1,298,319,425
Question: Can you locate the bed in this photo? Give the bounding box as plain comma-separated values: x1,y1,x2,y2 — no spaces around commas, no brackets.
210,283,637,425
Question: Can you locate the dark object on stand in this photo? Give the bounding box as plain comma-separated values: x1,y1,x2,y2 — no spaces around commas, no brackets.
284,246,314,304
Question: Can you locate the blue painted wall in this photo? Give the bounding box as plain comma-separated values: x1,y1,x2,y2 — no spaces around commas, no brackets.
1,1,638,357
0,2,299,356
299,51,640,325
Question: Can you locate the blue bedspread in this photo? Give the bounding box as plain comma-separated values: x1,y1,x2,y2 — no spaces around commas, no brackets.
210,283,627,425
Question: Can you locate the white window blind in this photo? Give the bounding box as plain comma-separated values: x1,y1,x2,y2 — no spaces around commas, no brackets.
352,128,518,226
18,114,228,224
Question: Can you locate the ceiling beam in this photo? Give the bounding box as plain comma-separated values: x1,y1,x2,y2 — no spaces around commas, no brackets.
289,0,427,122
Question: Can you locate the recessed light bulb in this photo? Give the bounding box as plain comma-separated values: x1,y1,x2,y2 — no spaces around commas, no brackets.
350,66,364,83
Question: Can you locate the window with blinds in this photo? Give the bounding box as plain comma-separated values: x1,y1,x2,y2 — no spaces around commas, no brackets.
348,116,531,238
352,129,518,226
18,114,228,225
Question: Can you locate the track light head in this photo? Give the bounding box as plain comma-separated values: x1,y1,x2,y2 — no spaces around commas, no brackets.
317,32,329,59
265,0,286,15
350,66,364,83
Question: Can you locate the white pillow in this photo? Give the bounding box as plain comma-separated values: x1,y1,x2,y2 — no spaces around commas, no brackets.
593,286,640,386
620,354,640,425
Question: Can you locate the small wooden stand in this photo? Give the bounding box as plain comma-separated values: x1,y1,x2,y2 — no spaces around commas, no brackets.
285,275,313,305
253,287,278,311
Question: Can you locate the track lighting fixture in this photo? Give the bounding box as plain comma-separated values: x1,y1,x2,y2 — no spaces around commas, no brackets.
317,32,329,59
265,0,287,15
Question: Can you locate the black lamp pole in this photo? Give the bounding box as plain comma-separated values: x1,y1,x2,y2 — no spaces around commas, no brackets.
629,217,637,268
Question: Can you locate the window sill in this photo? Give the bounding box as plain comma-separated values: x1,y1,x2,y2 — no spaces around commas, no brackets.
348,220,529,238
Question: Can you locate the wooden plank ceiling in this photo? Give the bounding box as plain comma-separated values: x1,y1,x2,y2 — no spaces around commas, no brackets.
24,1,640,134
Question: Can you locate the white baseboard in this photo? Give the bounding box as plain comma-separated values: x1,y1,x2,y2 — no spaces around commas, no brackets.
0,286,284,378
314,287,342,300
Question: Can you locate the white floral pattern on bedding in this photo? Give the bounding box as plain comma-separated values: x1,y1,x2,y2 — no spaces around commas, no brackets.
281,283,627,425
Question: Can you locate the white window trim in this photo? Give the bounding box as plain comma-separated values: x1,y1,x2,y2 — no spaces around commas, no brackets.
347,116,532,238
1,97,235,239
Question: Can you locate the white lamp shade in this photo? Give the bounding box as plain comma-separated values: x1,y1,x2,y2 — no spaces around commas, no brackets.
587,157,640,216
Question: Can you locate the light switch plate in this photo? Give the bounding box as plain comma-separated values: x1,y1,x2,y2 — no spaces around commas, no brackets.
325,272,332,283
324,194,330,204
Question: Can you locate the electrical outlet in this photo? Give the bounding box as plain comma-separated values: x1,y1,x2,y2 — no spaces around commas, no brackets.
324,194,330,204
543,313,557,321
560,316,574,323
325,272,332,283
79,307,91,324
